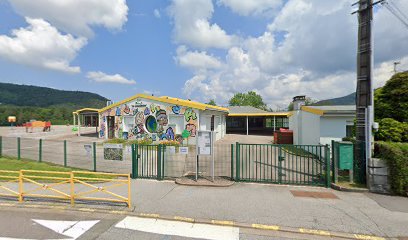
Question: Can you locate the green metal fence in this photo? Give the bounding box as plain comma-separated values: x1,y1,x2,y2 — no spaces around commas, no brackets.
131,144,165,180
233,143,331,187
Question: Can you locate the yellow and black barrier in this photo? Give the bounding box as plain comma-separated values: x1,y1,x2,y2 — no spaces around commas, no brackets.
0,170,131,208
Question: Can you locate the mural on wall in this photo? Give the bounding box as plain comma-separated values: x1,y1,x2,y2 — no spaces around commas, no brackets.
144,107,150,116
185,123,197,137
123,104,131,115
99,98,202,143
99,117,106,138
172,105,181,114
184,108,197,122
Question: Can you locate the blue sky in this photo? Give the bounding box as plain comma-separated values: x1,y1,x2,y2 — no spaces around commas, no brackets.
0,0,407,109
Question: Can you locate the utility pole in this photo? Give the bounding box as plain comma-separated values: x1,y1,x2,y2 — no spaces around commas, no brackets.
394,61,401,74
352,0,384,184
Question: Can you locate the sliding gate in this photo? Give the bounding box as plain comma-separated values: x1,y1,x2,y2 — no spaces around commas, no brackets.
233,143,331,187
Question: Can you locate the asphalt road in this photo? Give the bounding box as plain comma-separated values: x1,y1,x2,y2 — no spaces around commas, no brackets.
0,207,338,240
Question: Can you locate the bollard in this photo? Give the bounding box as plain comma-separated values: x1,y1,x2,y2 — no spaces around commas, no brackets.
17,137,21,160
93,142,96,172
39,139,42,162
64,140,67,167
0,136,2,158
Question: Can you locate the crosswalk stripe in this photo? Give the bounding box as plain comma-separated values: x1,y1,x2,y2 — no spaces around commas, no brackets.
115,216,239,240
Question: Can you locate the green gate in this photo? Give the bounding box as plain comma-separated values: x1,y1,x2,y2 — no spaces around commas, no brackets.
234,143,331,187
131,144,165,180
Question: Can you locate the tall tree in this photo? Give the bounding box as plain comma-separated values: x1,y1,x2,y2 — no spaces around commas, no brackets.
229,91,267,110
374,71,408,122
206,99,217,106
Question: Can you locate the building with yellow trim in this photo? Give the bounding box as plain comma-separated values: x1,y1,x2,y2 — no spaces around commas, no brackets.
227,106,290,135
96,94,228,143
288,96,356,145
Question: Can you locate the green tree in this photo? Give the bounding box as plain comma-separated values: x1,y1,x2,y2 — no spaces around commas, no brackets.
229,91,267,110
206,99,217,106
375,118,406,142
287,97,317,111
374,72,408,122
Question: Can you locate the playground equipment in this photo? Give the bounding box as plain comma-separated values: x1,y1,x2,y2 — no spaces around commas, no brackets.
25,121,51,133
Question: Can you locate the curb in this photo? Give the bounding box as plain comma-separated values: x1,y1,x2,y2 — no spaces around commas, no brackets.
0,202,390,240
331,183,369,193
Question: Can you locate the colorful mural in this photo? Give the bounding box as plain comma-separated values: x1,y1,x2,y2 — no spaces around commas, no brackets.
99,98,207,144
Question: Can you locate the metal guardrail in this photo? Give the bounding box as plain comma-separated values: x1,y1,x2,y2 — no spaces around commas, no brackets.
0,170,131,208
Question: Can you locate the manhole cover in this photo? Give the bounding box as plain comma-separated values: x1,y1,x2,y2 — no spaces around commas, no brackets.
290,190,338,199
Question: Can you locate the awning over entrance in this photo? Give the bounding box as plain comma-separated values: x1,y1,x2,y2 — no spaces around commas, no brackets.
72,108,99,136
227,106,289,135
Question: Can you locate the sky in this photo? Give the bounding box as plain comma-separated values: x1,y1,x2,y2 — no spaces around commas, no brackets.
0,0,407,110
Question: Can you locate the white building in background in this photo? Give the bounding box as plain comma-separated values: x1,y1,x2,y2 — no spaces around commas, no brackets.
289,96,356,146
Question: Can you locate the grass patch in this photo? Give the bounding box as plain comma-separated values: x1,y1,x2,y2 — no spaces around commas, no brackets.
0,157,116,180
282,145,320,158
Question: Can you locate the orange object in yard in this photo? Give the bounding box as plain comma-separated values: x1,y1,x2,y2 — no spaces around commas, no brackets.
25,121,52,133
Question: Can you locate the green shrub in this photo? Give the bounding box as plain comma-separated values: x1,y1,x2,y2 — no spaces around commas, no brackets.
374,142,408,195
375,118,406,142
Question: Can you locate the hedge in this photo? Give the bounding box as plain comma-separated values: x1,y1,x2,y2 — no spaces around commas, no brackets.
374,142,408,195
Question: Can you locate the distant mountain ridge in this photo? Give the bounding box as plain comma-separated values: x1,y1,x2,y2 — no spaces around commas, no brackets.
314,92,356,106
0,82,108,109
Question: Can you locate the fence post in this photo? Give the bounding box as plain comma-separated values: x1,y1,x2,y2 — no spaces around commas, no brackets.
17,137,21,160
325,144,331,188
70,172,75,206
0,136,2,158
230,144,234,180
131,144,138,179
93,142,96,172
18,170,23,202
331,140,337,183
235,142,240,181
157,145,162,180
39,139,42,162
64,140,67,167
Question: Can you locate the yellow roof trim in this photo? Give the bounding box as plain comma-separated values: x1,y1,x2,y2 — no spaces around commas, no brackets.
301,106,325,116
98,94,229,113
287,111,295,117
73,108,100,114
228,112,289,117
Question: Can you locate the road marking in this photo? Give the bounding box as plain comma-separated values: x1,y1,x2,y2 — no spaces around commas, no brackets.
353,234,386,240
32,219,99,240
211,220,234,226
252,224,280,231
115,216,239,240
299,228,331,236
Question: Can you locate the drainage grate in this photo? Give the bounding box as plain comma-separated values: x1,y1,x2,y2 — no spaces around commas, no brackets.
290,190,338,199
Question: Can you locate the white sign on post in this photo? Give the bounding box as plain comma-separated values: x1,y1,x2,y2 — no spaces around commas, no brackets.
179,147,189,154
197,131,212,155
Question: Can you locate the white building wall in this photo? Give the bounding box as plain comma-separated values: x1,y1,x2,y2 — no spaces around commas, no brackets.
319,115,355,146
299,111,320,145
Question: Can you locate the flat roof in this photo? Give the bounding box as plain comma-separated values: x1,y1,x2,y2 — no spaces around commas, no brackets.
228,106,289,117
301,105,356,116
73,108,100,114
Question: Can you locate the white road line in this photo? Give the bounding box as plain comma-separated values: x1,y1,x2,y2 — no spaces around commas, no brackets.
32,219,99,240
115,216,240,240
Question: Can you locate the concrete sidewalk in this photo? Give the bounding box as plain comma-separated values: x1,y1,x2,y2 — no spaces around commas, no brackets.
131,180,408,238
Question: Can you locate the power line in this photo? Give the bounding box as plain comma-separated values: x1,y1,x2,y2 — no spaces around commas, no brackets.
382,1,408,30
389,1,408,22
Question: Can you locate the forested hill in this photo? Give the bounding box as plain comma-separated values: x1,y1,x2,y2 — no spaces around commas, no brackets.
314,92,355,106
0,82,108,108
0,83,108,125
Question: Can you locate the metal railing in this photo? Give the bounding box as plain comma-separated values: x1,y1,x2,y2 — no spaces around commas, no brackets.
233,143,331,187
0,170,131,208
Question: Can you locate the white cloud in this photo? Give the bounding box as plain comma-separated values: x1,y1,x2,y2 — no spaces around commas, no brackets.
87,71,136,85
8,0,129,37
179,0,408,109
175,45,222,70
169,0,234,49
218,0,283,16
154,9,161,18
0,18,86,73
